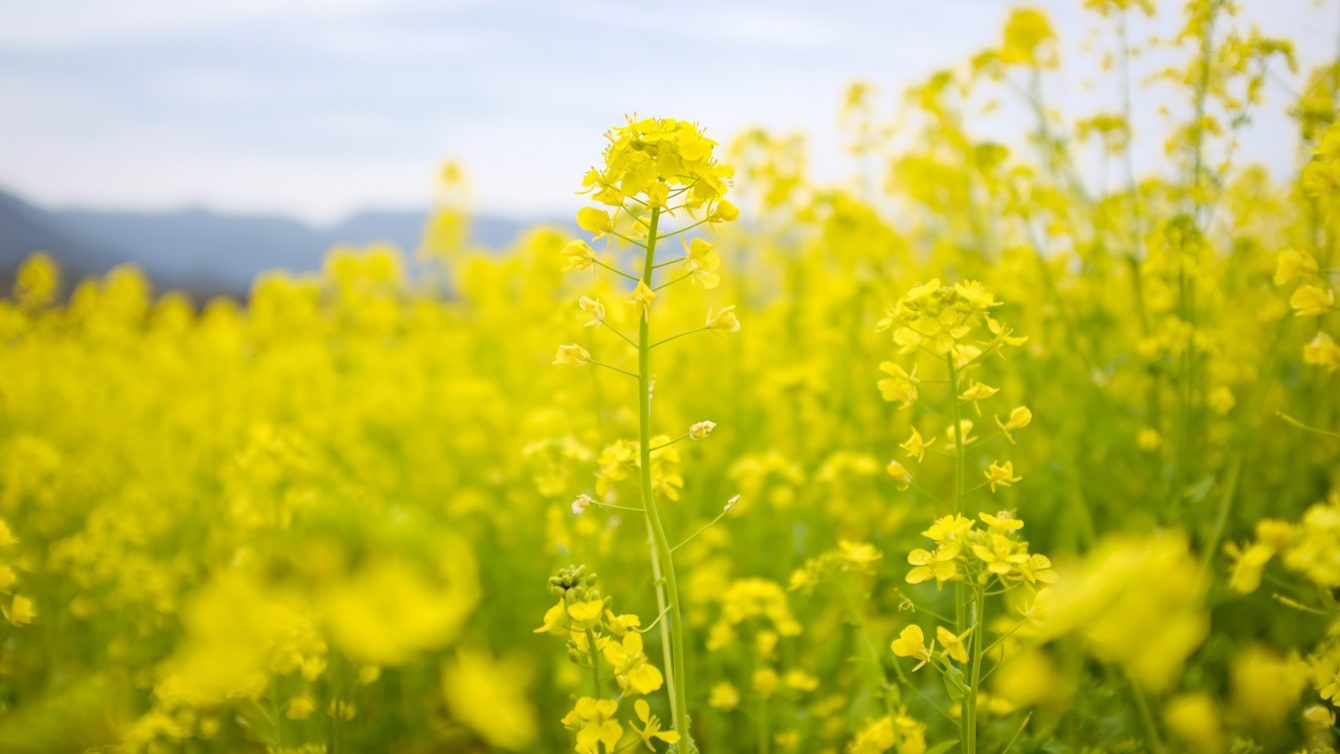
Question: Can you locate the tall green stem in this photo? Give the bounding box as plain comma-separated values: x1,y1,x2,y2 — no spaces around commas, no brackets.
946,354,972,752
638,207,694,749
965,587,986,754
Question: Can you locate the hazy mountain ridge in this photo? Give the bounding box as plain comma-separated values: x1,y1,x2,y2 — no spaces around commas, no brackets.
0,188,559,297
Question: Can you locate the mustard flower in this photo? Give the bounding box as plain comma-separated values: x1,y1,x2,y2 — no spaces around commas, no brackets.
890,624,935,670
886,459,913,490
689,420,717,440
579,296,605,327
994,406,1032,444
936,625,973,663
707,305,741,333
562,697,623,754
603,632,664,696
683,238,721,289
553,344,591,366
576,207,612,237
878,361,920,407
562,240,598,271
1291,284,1335,317
4,594,35,627
907,543,961,587
632,699,680,750
984,460,1023,492
1274,248,1318,286
629,281,656,319
899,426,934,462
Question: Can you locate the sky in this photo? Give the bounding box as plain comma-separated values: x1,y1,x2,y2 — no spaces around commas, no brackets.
1,0,1337,225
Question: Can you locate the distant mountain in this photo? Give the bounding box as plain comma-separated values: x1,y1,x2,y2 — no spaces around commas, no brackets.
0,188,560,298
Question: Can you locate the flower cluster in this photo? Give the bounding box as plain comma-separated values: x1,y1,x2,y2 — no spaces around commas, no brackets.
581,116,737,218
904,511,1056,590
537,566,677,753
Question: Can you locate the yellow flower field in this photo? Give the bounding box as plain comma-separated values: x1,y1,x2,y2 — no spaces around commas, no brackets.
3,2,1340,753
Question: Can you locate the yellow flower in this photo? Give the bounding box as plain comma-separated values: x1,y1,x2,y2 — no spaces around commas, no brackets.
576,207,612,236
936,625,973,663
707,305,741,333
4,594,35,627
689,420,717,440
567,599,605,630
579,296,605,327
709,682,740,711
442,650,538,751
1274,247,1318,286
971,533,1029,576
562,240,597,271
959,381,999,415
922,514,974,543
683,237,721,289
946,419,976,449
0,520,17,548
979,510,1023,535
562,697,622,754
605,611,641,636
534,600,569,634
994,406,1032,444
287,696,316,720
581,116,733,213
632,699,680,750
878,362,920,407
984,460,1023,492
553,344,591,366
1137,427,1162,451
1290,284,1334,317
890,624,935,670
900,427,934,462
886,460,912,490
629,281,656,319
1303,330,1340,372
907,543,961,587
1163,693,1222,754
603,632,664,695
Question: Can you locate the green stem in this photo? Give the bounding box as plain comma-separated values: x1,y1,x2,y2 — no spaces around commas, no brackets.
947,353,970,752
638,207,695,749
965,587,986,754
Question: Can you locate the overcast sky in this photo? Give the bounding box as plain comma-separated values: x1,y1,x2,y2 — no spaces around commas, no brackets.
1,0,1336,224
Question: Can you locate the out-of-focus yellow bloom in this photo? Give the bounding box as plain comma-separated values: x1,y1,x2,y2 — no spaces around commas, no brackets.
1163,692,1222,753
709,682,740,711
886,459,912,490
553,344,591,366
442,650,539,750
707,305,741,333
899,427,934,462
1039,532,1208,692
629,281,656,318
562,240,597,271
1274,247,1318,285
4,593,35,626
689,420,717,440
1291,284,1334,317
683,238,721,289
